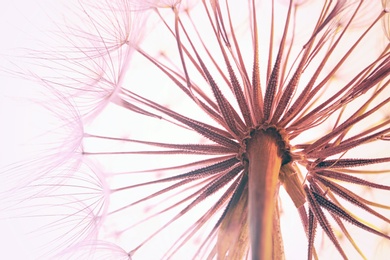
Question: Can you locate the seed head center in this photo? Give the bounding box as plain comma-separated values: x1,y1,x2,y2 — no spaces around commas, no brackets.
238,125,292,166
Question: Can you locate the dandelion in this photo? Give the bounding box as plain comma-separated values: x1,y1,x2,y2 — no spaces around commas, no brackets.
2,0,390,259
0,86,108,258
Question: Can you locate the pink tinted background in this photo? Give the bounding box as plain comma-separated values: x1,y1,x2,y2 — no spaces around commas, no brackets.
0,1,389,259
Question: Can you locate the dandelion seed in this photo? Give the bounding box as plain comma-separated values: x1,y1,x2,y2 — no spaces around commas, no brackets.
2,0,390,259
58,240,131,260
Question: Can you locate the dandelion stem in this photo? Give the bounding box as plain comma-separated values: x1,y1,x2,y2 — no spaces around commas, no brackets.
246,128,284,259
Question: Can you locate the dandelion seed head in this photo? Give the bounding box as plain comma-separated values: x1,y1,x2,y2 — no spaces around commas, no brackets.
1,158,108,259
2,0,390,259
